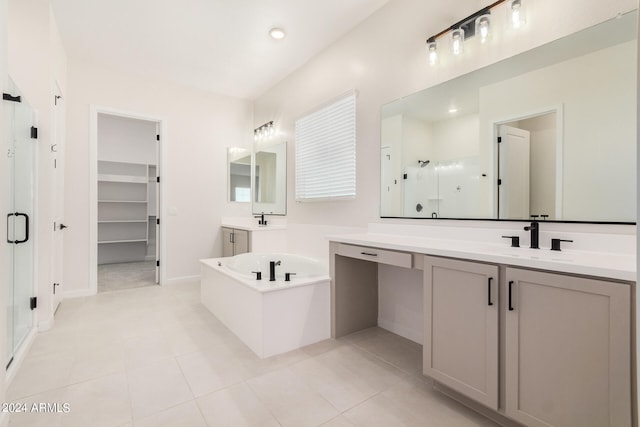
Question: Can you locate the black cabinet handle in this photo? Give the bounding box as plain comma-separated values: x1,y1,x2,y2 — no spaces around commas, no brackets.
360,252,378,257
508,280,514,311
487,277,494,306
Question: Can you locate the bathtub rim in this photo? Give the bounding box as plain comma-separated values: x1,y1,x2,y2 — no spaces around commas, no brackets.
200,257,331,294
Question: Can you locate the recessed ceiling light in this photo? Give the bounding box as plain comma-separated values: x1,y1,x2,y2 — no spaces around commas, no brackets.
269,28,286,40
448,107,458,113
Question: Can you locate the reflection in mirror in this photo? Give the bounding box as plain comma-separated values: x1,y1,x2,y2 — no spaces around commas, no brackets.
227,148,251,203
253,141,287,215
380,10,637,223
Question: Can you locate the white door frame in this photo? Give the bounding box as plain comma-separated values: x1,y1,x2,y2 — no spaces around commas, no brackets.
492,104,564,219
89,105,167,294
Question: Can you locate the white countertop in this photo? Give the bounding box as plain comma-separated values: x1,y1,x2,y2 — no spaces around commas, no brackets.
328,232,636,282
221,222,287,231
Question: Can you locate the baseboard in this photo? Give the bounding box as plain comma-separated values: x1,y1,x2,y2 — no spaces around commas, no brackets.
378,318,422,345
38,316,55,332
163,275,201,286
64,288,96,299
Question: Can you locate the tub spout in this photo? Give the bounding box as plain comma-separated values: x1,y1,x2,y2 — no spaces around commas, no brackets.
269,260,281,281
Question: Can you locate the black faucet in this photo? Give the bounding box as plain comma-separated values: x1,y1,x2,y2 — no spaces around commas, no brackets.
524,221,539,249
269,260,281,281
254,213,267,226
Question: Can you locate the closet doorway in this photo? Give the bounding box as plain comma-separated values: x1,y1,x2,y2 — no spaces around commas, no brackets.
90,108,164,293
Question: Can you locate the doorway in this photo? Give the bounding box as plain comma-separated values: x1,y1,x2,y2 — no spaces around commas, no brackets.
495,108,562,220
89,108,164,293
4,78,37,368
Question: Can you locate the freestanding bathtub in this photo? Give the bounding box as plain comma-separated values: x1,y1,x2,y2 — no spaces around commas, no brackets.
200,253,331,358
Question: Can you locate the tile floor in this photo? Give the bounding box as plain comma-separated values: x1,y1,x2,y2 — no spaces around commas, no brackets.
7,281,499,427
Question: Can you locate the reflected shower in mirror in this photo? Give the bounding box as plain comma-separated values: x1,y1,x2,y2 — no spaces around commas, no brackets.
227,148,251,203
380,10,637,223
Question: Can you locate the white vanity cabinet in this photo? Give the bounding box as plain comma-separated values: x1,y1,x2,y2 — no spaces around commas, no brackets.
222,227,249,257
504,268,631,427
423,256,499,410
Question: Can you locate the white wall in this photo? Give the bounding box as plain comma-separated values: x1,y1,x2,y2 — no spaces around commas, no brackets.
98,114,157,165
64,60,253,291
253,0,637,341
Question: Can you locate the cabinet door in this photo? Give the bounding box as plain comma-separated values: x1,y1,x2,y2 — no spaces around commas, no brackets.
222,227,234,257
505,268,631,427
423,256,499,409
233,229,249,255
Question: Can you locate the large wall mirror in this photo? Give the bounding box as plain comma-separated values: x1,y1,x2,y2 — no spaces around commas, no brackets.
253,141,287,215
380,11,637,223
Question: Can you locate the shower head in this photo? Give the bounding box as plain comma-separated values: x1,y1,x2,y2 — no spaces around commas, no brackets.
418,160,430,168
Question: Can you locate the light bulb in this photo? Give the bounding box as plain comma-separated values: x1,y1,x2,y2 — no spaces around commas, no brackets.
475,14,491,44
510,0,525,29
427,41,438,65
451,28,464,55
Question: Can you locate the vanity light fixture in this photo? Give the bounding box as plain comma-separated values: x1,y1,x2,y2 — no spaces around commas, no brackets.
254,121,275,142
425,0,526,65
269,28,286,40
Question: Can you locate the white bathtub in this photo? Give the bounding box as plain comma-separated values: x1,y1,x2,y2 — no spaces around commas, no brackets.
200,253,331,358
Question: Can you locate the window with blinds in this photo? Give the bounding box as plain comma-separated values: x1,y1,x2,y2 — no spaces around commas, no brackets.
295,92,356,201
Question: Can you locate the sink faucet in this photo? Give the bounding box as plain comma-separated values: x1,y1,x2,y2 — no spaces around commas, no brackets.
269,260,281,281
254,213,267,226
524,221,539,249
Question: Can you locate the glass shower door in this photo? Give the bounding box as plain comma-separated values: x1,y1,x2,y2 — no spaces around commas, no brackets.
5,78,35,368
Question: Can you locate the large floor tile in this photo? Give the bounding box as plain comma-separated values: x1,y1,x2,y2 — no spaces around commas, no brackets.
291,346,406,411
247,367,339,427
343,376,499,427
196,383,280,427
8,353,74,400
134,401,207,427
351,329,422,374
58,373,132,427
127,358,193,420
7,388,65,427
176,348,247,397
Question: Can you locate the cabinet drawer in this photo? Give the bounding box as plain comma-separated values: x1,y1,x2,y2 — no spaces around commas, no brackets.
336,243,412,268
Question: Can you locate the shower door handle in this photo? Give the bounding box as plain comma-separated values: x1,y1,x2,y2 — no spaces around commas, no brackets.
14,213,29,244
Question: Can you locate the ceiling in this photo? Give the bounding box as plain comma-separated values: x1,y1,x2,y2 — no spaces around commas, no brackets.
51,0,390,100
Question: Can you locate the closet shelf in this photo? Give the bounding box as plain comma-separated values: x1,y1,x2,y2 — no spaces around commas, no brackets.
98,220,148,224
98,174,147,184
98,200,147,203
98,239,148,244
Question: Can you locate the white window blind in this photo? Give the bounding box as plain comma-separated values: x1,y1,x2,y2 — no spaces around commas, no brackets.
295,92,356,201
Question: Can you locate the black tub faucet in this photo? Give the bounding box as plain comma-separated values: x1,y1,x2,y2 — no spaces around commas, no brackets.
269,260,281,281
524,221,539,249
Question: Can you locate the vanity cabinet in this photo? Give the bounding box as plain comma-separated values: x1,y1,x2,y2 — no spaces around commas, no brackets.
504,268,631,427
423,256,499,410
222,227,249,256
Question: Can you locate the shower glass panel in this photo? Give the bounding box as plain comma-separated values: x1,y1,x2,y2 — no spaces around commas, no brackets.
5,78,35,368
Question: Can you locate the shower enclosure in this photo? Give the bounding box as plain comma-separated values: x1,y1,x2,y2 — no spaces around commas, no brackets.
4,78,36,369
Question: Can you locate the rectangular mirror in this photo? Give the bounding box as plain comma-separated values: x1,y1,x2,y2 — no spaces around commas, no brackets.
253,141,287,215
227,147,251,203
381,10,637,223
